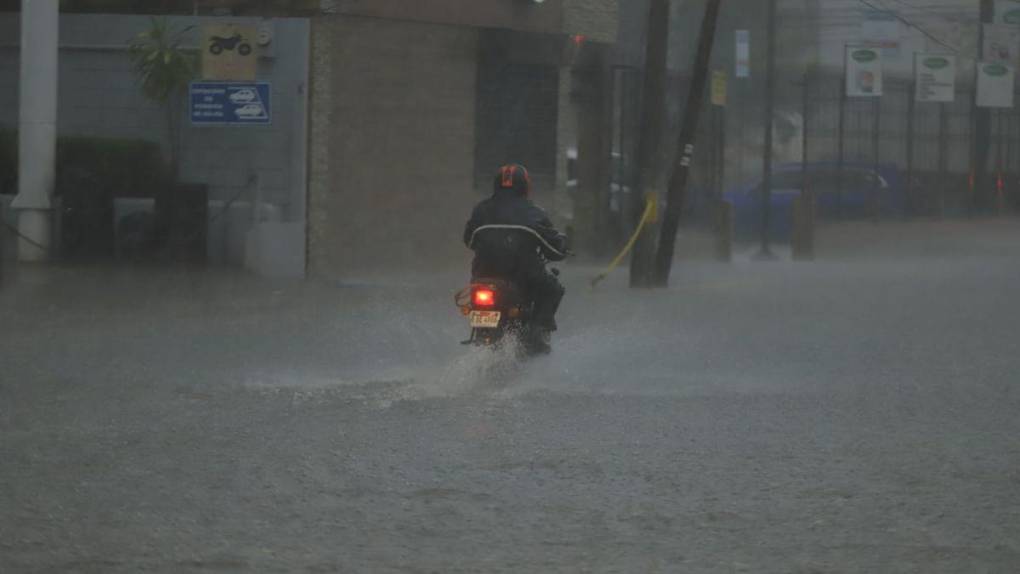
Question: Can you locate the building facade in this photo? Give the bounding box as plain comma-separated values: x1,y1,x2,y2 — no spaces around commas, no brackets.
306,0,619,276
0,0,618,275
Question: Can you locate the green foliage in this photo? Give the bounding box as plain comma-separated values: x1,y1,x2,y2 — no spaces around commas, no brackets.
128,17,197,104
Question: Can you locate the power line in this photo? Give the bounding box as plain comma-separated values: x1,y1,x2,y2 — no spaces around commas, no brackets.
856,0,962,53
885,0,973,24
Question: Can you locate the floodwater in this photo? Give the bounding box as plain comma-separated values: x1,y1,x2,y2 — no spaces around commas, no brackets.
2,220,1019,572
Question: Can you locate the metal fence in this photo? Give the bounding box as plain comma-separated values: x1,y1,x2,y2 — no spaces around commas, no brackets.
602,66,1020,237
803,71,1020,214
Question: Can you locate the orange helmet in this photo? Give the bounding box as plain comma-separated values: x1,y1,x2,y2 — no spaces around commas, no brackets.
494,164,532,196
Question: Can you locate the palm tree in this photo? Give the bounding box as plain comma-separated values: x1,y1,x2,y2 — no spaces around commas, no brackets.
128,18,197,254
128,17,196,179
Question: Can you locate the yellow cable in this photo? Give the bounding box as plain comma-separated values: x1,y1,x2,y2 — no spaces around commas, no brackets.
591,196,656,288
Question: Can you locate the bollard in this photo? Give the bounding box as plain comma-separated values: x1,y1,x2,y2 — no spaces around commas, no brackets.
791,191,815,261
714,198,732,262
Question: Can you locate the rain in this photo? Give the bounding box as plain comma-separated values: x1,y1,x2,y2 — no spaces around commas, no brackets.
2,1,1019,572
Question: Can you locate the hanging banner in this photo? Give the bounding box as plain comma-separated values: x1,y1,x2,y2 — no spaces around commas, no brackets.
995,0,1020,25
735,30,750,79
984,24,1020,64
846,46,883,97
976,61,1015,108
915,54,956,102
711,70,727,106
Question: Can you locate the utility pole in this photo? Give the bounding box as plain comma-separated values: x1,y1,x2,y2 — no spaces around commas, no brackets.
652,0,725,285
755,0,777,260
629,0,669,288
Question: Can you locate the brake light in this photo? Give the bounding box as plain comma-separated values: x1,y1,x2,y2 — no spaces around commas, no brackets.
473,289,495,307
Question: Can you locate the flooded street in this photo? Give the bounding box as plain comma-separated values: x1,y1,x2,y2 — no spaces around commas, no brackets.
3,221,1019,572
6,1,1020,571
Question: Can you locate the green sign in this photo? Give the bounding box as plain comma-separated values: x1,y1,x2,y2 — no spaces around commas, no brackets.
924,57,950,69
1004,9,1020,25
986,63,1009,76
852,50,878,63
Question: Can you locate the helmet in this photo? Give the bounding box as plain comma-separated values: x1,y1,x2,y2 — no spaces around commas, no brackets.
494,164,532,196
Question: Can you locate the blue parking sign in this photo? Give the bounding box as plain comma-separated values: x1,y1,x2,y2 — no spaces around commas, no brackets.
190,82,271,126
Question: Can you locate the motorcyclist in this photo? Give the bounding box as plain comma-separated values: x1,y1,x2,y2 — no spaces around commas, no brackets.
463,164,567,350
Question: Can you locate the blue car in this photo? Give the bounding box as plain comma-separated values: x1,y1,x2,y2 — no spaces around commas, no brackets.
723,163,905,241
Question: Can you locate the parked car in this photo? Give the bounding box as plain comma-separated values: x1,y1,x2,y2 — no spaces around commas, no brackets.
235,103,266,118
724,162,905,241
229,88,258,104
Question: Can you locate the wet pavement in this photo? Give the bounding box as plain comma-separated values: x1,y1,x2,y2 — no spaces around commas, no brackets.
2,220,1020,572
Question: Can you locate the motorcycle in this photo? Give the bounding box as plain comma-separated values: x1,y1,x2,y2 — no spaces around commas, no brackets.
208,34,252,56
455,272,556,356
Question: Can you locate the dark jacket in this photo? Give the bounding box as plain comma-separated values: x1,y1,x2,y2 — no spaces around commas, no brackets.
463,189,567,275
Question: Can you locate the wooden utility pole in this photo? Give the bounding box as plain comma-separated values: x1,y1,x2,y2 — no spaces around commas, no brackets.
628,0,670,288
652,0,724,286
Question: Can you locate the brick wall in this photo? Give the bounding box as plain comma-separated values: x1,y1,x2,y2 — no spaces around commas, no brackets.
565,0,618,43
308,16,479,276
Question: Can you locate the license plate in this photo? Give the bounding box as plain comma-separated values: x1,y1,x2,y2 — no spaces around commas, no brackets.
469,310,501,328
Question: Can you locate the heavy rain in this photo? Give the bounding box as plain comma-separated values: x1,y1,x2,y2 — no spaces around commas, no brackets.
1,1,1019,572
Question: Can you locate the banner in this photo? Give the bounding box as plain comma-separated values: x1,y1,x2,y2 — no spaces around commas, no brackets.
976,61,1015,108
915,54,956,102
711,71,727,106
984,24,1020,64
735,30,750,79
995,0,1020,25
846,46,883,97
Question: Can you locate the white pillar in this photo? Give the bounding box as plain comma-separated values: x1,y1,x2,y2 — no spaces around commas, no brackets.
11,0,59,262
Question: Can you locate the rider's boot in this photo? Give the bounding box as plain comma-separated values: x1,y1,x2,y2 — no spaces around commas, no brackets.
525,325,552,355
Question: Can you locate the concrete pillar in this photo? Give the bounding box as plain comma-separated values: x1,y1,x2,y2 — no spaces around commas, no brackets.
11,0,59,262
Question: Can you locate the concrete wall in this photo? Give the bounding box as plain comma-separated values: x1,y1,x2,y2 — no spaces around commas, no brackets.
308,16,479,276
0,13,309,267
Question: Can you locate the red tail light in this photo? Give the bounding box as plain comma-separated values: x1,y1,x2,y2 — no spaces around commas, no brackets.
473,288,495,307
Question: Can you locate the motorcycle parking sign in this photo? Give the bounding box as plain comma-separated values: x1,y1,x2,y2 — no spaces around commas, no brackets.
190,82,271,126
201,24,257,81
